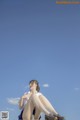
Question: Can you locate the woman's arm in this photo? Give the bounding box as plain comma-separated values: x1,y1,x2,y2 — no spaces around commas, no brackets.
19,92,32,109
19,93,29,109
19,96,24,109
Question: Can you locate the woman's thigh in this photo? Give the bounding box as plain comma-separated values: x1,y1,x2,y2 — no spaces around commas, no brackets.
22,99,34,120
34,107,41,120
39,95,57,114
31,94,50,115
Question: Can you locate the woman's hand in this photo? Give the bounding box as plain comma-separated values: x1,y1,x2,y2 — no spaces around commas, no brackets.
22,92,32,99
22,94,28,99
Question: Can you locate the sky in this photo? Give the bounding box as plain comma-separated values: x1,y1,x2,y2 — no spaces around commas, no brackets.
0,0,80,120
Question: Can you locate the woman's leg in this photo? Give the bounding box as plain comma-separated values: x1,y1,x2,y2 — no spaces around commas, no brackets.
22,98,34,120
39,94,58,115
31,94,52,116
31,94,58,116
32,94,64,120
23,93,58,120
34,107,41,120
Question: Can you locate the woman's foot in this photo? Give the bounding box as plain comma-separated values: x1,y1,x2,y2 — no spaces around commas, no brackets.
55,114,64,120
46,114,64,120
45,114,58,120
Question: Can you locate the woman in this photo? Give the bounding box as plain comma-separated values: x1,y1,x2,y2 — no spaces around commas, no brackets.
18,80,40,120
22,80,64,120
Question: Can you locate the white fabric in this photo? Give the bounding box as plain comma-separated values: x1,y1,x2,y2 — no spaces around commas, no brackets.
36,92,42,96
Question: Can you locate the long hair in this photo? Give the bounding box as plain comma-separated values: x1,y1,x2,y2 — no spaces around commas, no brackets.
29,80,40,92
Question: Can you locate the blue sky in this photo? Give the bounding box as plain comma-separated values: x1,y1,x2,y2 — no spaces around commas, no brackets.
0,0,80,120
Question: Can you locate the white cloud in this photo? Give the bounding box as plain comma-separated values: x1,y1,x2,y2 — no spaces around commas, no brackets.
74,87,80,91
42,84,49,87
7,97,20,105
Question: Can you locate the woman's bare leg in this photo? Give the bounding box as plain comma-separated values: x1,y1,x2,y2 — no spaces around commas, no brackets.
31,94,58,116
39,94,58,115
22,98,34,120
34,107,41,120
31,94,54,116
23,93,58,120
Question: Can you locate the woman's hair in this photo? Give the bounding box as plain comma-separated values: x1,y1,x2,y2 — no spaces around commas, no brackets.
29,80,40,92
